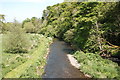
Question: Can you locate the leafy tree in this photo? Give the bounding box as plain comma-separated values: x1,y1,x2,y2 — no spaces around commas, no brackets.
3,20,30,53
40,2,120,57
0,14,5,22
0,14,5,33
22,17,41,33
23,22,35,33
64,29,75,42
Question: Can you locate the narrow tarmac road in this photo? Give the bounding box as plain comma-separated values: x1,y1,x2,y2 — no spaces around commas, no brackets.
42,39,87,78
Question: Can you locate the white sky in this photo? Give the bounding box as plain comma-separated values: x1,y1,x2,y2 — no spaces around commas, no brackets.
0,0,64,22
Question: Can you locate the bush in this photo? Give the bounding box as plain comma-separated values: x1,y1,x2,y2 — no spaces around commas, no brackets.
23,22,35,33
64,29,75,42
74,51,120,78
4,35,52,78
3,21,30,53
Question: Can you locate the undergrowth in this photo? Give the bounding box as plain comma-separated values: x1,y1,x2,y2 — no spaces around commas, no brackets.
74,51,120,79
2,34,52,78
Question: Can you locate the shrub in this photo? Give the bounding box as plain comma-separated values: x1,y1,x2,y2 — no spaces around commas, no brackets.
3,21,30,53
23,22,35,33
4,35,52,78
64,29,75,42
74,51,120,78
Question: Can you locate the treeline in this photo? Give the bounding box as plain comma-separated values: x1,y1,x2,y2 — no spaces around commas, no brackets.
1,15,52,78
1,17,42,34
0,16,42,53
1,2,120,57
22,17,42,33
40,2,120,58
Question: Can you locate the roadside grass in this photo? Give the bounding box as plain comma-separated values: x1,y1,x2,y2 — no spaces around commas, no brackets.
2,34,52,78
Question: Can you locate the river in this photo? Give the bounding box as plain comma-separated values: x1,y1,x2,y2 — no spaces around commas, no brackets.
42,39,87,78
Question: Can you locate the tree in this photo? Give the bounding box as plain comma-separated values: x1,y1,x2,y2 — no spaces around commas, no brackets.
22,17,41,33
40,2,120,57
0,14,5,33
0,14,5,22
23,22,35,33
3,20,30,53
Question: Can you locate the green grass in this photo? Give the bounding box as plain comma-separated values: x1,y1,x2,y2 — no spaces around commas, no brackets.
2,34,52,78
74,51,120,79
1,34,32,77
0,34,2,79
2,53,29,77
20,41,48,78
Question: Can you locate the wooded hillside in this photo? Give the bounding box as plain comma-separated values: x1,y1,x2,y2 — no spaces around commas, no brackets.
40,2,120,58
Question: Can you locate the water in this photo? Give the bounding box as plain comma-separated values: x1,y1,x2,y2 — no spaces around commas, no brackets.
42,39,87,78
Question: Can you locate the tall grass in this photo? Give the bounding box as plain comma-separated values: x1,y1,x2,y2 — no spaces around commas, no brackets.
3,22,30,53
74,51,120,79
4,35,52,78
0,34,2,80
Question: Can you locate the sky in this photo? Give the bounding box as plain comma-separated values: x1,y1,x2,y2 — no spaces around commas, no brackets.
0,0,64,22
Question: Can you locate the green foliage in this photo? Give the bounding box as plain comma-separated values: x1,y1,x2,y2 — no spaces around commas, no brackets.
22,17,41,33
20,50,46,78
40,25,57,37
0,14,5,35
0,21,4,33
23,22,35,33
0,34,2,80
2,54,28,77
40,2,120,57
3,21,30,53
0,14,5,21
74,51,120,78
0,14,12,33
3,35,52,78
64,29,75,42
2,34,40,77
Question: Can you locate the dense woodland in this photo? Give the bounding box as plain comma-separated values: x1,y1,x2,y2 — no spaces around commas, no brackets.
1,2,120,57
0,1,120,79
40,2,120,58
40,2,120,78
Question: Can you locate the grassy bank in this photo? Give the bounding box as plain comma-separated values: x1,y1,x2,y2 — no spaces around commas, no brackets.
0,34,2,79
73,51,120,79
1,34,52,78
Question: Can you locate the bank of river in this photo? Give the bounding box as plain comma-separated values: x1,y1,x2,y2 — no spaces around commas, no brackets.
42,39,87,78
